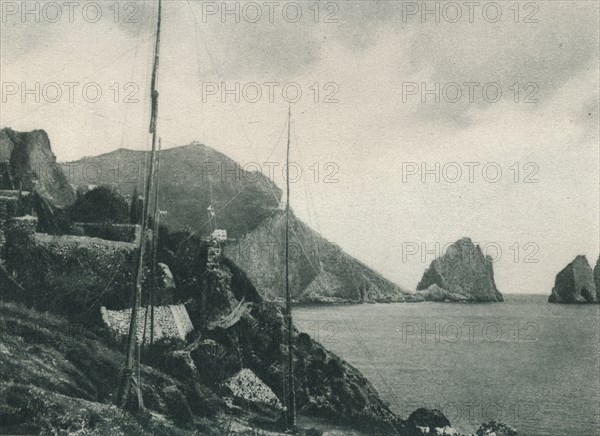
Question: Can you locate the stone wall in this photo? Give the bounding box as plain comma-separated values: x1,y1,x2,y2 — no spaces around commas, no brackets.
100,304,194,342
71,222,141,243
3,216,139,316
0,196,20,254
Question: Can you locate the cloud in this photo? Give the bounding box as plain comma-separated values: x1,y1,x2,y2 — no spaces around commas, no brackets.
1,0,597,293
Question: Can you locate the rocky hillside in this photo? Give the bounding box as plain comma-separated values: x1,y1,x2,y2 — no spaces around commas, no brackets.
66,143,411,303
0,230,431,435
0,235,516,436
548,255,597,304
0,128,74,207
416,238,503,302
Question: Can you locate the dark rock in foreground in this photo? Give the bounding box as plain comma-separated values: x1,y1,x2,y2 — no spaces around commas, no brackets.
416,238,503,302
548,255,597,303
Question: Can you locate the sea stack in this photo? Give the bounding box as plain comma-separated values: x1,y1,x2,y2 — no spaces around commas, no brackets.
548,255,597,304
416,237,503,302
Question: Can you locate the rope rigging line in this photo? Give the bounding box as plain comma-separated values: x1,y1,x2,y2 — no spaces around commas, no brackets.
291,122,327,273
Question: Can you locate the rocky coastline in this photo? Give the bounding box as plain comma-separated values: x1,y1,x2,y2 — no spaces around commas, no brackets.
0,128,519,435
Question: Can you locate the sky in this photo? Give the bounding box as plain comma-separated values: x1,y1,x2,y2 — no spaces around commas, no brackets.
1,0,599,294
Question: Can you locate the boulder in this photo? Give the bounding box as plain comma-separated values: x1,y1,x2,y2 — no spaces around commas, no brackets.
158,262,176,291
407,408,451,430
417,238,503,302
548,255,597,303
224,368,282,410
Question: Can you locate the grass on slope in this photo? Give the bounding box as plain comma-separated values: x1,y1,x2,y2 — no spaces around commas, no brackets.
0,302,229,435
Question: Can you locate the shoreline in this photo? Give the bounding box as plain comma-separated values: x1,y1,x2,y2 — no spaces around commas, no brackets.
289,293,548,307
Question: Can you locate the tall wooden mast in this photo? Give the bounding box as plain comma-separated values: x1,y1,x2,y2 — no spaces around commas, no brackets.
150,138,162,346
117,0,162,411
284,105,296,429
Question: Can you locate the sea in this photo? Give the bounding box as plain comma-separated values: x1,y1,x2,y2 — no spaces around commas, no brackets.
294,295,600,436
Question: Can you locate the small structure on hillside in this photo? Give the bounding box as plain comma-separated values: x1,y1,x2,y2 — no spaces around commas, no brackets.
204,204,234,268
100,304,194,342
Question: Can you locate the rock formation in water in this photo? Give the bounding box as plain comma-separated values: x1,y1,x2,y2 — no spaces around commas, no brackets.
416,237,503,302
0,128,74,207
548,255,597,303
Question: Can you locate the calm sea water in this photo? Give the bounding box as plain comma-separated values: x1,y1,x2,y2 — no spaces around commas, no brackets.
294,295,600,436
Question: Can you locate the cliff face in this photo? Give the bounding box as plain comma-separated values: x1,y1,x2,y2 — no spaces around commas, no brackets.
224,210,414,303
548,255,597,304
0,128,74,207
416,237,503,302
68,144,410,303
416,283,472,302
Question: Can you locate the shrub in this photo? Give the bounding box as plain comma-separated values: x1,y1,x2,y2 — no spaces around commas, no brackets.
70,186,129,224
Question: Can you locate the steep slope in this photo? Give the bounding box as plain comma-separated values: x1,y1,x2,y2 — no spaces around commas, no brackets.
67,144,409,303
548,255,597,304
0,236,427,436
224,211,414,302
416,237,503,302
0,128,74,207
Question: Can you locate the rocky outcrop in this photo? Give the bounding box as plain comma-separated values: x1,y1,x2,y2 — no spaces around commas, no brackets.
548,255,597,303
0,128,74,207
416,238,503,302
165,233,406,433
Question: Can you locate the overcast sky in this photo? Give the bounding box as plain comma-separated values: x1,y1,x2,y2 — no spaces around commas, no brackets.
1,0,599,294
